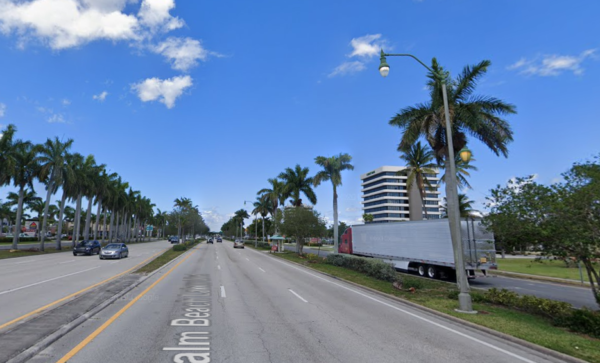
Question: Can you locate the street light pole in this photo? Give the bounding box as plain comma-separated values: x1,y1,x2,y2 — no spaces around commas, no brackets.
379,50,474,313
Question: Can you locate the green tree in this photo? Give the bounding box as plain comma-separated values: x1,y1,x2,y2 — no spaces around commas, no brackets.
397,142,437,220
0,124,17,191
252,197,271,242
280,207,326,255
363,213,374,223
279,165,317,207
257,178,286,233
233,209,250,239
313,153,354,254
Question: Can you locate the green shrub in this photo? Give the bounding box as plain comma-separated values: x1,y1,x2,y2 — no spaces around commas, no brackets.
402,276,424,290
173,244,187,251
325,254,397,282
561,308,600,338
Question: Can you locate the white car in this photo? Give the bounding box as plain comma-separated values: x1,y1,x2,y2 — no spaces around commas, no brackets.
233,239,245,249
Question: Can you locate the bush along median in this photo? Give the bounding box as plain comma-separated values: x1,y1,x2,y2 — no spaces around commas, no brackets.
273,251,600,363
135,239,200,274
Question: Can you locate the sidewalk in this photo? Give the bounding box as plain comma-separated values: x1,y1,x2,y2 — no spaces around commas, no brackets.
489,269,588,287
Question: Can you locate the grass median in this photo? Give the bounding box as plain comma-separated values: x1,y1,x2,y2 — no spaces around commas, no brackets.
272,251,600,363
497,258,595,282
135,240,200,274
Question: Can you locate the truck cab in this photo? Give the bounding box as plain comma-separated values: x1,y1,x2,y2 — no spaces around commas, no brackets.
339,227,352,254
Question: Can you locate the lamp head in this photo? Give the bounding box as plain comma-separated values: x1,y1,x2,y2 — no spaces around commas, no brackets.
459,147,472,162
379,49,390,77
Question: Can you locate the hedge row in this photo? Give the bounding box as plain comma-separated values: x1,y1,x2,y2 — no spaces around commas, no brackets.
326,254,397,282
0,237,38,243
449,288,600,338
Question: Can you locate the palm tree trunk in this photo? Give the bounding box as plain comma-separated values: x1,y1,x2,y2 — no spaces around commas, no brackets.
114,211,120,241
102,208,107,243
55,190,67,250
84,197,93,240
40,176,55,252
333,184,339,254
262,217,265,242
94,200,102,240
73,193,83,246
408,182,423,221
108,210,115,242
12,187,25,250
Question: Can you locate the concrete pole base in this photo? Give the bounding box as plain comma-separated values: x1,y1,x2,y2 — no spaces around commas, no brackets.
455,293,477,314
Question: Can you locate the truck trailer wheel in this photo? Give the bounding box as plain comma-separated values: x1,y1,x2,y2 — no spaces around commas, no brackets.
427,266,438,279
417,265,426,277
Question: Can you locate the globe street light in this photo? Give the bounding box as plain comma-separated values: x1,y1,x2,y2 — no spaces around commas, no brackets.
379,49,475,313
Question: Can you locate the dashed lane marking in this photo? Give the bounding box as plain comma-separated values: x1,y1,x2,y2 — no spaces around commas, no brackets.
288,289,308,303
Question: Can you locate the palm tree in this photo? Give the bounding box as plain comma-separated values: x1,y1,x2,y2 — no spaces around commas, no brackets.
396,142,437,220
0,124,17,191
55,152,78,249
252,197,270,242
37,137,74,250
26,197,45,239
313,153,354,253
233,209,250,239
278,165,317,207
257,178,286,233
442,193,474,218
174,197,192,240
83,162,106,241
9,141,40,249
439,154,478,190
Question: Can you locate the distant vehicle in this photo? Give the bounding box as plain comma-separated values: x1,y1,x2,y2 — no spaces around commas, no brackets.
207,238,214,244
19,233,28,238
216,237,222,243
61,234,67,239
100,243,129,259
340,219,497,279
73,240,101,256
233,239,244,249
169,236,179,244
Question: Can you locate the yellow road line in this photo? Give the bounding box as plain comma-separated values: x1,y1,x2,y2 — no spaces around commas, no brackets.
0,250,165,332
56,247,199,363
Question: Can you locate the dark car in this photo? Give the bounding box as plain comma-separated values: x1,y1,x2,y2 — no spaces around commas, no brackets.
99,243,129,259
207,238,214,244
169,236,179,244
217,237,222,243
73,240,101,256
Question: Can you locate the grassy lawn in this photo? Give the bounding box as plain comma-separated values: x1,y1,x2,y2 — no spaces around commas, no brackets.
0,246,73,259
497,258,595,282
275,252,600,363
134,241,199,274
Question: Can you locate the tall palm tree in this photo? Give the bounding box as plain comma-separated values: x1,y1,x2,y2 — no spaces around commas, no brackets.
26,197,45,239
174,197,192,240
93,170,117,240
257,178,286,233
252,197,271,242
0,124,17,191
439,154,478,190
396,142,437,220
55,152,77,249
83,162,106,241
313,153,354,253
9,141,40,249
234,209,250,239
442,193,474,218
278,165,317,207
37,137,73,250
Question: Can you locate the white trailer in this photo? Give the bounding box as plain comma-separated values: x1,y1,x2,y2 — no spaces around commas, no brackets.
339,219,497,279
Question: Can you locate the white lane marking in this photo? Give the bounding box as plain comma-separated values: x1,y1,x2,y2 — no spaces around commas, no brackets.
59,260,75,264
288,289,308,303
0,266,99,296
248,248,537,363
109,261,120,265
259,267,266,273
218,265,221,270
245,258,250,261
220,286,226,298
216,256,219,260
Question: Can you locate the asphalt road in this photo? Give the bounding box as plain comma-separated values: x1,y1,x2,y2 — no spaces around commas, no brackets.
29,240,569,363
289,245,598,310
0,240,171,330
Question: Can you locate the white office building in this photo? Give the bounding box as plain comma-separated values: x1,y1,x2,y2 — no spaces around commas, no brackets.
361,166,442,223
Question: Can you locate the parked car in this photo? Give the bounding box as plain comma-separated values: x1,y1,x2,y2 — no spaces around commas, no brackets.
99,243,129,259
233,239,244,249
73,240,102,256
169,236,179,244
207,238,214,244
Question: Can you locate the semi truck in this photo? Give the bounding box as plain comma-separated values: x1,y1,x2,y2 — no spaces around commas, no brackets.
339,219,497,279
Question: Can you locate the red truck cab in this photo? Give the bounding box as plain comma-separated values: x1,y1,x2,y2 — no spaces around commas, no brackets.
339,227,352,254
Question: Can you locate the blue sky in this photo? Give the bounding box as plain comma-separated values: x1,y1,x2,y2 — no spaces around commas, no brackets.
0,0,598,231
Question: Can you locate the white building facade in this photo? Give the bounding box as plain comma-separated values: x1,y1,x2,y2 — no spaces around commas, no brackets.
361,166,442,223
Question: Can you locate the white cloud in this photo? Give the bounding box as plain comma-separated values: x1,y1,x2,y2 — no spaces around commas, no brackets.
508,49,597,76
153,37,208,72
348,34,386,58
328,61,365,77
201,208,229,232
62,98,71,105
0,103,5,118
47,113,65,123
345,207,358,212
137,0,183,31
0,0,186,50
330,33,387,77
132,75,192,109
93,91,108,101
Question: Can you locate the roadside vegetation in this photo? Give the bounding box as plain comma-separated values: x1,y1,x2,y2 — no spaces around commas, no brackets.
273,251,600,363
497,258,597,282
135,239,201,274
0,245,74,259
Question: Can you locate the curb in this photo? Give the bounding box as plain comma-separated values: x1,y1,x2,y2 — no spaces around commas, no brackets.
266,253,588,363
489,270,588,288
7,243,200,363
